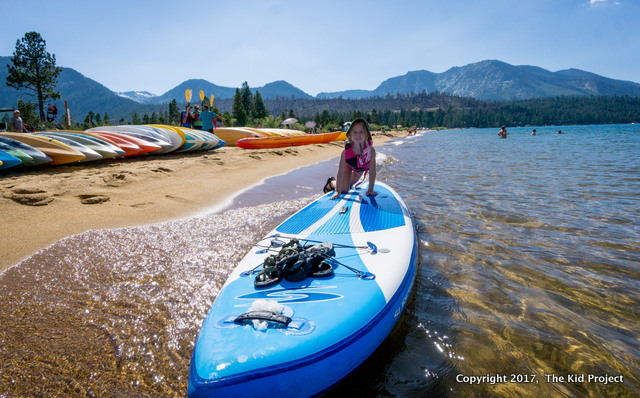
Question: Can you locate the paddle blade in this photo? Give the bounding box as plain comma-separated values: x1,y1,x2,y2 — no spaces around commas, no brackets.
210,95,214,107
199,90,205,101
185,89,192,102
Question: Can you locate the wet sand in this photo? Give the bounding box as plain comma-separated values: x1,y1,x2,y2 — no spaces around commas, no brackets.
0,133,396,271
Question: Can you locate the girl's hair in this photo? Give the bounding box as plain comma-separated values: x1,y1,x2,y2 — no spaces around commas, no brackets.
346,117,372,142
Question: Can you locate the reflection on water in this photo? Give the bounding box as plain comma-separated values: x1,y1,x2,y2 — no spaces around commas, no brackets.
373,125,640,397
1,125,640,397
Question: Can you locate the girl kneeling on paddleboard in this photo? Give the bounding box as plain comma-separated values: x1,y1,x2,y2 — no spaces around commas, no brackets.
325,117,377,199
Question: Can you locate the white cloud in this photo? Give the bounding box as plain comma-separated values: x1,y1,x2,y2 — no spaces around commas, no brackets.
589,0,620,7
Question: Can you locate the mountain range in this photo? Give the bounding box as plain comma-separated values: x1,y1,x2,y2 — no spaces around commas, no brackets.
2,57,640,121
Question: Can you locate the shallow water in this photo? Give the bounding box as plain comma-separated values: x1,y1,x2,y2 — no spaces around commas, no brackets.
1,124,639,397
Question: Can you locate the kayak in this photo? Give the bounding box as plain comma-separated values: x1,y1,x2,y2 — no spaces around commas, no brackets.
189,181,418,397
0,136,52,166
34,133,103,163
0,133,86,165
0,150,22,170
210,128,265,146
235,131,341,149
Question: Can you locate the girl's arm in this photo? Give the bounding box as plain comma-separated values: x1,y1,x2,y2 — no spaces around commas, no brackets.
366,147,377,196
330,151,346,200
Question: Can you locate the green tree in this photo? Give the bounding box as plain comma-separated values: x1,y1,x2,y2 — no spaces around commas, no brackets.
168,99,179,125
252,90,268,119
16,99,38,130
240,82,253,116
103,112,110,125
6,32,62,123
232,88,248,126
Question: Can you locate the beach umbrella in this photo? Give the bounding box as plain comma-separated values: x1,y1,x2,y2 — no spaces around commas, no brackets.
305,121,316,128
282,118,298,125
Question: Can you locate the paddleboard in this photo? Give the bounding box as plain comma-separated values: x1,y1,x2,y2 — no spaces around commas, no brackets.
189,129,222,151
174,127,206,152
188,181,418,397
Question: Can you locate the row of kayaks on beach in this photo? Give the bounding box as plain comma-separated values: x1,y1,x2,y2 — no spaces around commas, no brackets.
213,128,344,149
0,125,345,171
0,125,225,171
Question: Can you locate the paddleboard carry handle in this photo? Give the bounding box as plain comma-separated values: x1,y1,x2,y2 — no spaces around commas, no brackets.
233,311,292,328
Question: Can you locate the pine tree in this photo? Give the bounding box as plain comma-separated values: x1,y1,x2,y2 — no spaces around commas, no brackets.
252,91,268,119
240,82,253,116
232,88,248,126
6,32,62,123
168,99,179,125
16,100,38,129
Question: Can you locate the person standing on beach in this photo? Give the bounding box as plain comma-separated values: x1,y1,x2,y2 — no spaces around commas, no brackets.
192,105,202,130
200,105,226,133
498,126,508,139
324,117,377,199
181,105,193,128
10,110,26,132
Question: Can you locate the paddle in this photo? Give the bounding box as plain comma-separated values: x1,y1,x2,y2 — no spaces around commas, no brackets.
185,89,192,103
199,90,205,102
210,94,214,108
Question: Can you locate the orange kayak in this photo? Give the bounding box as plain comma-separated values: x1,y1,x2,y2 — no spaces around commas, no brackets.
235,131,341,149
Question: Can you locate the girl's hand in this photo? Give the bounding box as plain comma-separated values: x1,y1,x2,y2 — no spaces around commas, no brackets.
366,190,377,196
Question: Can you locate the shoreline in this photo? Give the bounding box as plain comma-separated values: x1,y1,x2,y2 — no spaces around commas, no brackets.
0,132,398,272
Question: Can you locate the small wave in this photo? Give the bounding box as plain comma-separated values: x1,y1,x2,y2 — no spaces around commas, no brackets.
376,152,398,167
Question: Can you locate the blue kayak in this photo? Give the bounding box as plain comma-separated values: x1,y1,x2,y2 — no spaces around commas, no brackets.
0,150,22,170
189,181,418,397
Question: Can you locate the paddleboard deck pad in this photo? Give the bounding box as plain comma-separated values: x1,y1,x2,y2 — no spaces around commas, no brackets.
188,181,418,397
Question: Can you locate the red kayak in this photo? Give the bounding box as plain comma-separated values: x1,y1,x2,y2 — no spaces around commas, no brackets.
88,131,162,156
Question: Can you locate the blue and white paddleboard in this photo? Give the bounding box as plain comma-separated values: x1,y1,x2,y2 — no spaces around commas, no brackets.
189,181,418,397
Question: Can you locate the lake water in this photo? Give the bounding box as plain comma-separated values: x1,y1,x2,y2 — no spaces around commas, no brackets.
1,124,639,397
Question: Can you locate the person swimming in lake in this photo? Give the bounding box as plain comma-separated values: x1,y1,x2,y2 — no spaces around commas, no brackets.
557,129,564,134
498,126,508,138
532,129,537,135
322,117,377,199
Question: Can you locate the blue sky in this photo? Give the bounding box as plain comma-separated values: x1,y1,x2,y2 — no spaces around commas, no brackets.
2,0,638,96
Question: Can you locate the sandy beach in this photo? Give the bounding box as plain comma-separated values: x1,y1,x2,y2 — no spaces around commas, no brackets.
0,133,396,272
